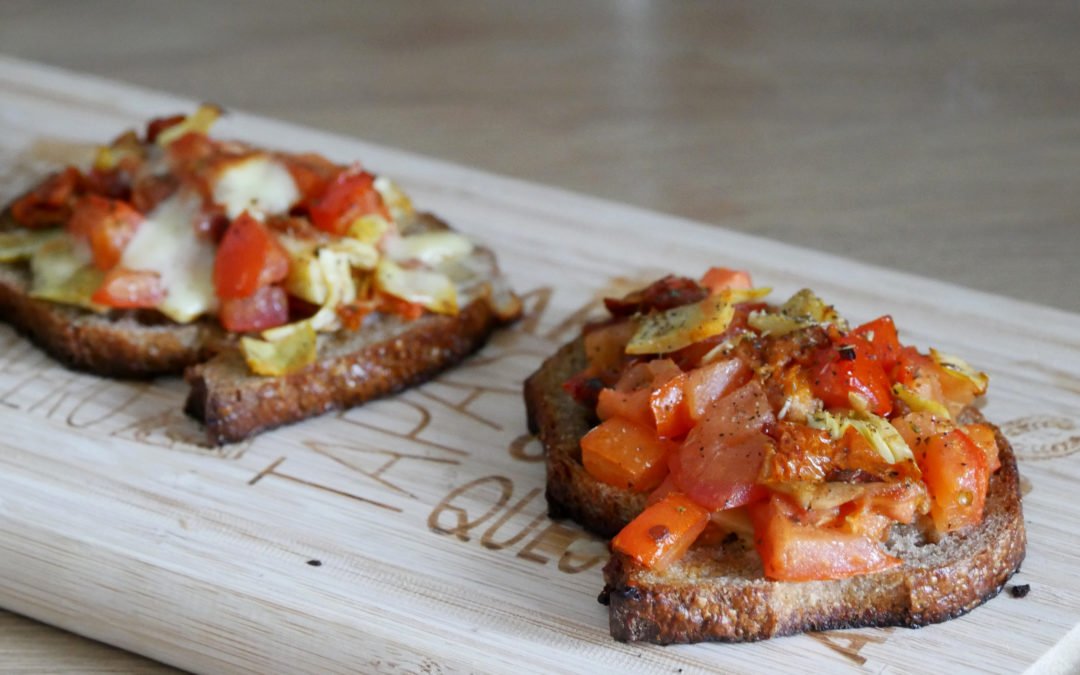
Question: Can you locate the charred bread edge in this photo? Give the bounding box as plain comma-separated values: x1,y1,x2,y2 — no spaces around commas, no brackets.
524,336,1026,643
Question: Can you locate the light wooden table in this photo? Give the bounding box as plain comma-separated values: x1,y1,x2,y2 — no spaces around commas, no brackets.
0,1,1077,672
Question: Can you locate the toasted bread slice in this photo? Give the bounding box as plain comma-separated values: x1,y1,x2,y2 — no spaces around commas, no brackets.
1,209,520,443
186,214,521,443
524,338,1026,643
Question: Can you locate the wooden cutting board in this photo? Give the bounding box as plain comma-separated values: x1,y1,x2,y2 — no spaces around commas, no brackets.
1,56,1078,674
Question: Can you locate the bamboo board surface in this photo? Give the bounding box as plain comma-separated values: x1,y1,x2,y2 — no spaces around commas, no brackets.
0,56,1078,674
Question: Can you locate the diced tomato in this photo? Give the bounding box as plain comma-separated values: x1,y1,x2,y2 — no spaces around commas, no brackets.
646,473,679,506
130,173,179,214
611,493,710,570
90,268,166,309
66,195,144,270
650,373,693,439
760,422,838,482
853,315,902,372
811,336,892,416
596,359,682,429
892,347,948,410
669,380,774,510
376,291,425,321
914,429,989,533
163,130,216,169
891,411,951,451
749,493,902,581
283,152,340,204
213,212,290,299
603,275,706,317
698,267,752,295
336,302,373,331
10,167,82,228
218,284,289,332
580,417,676,492
835,499,898,540
583,320,637,373
82,166,134,201
598,387,653,428
683,357,751,420
937,368,982,417
308,168,390,235
651,357,753,439
562,372,606,408
959,423,1001,473
858,481,928,525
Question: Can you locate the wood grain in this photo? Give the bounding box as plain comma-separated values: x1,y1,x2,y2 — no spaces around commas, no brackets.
0,56,1078,674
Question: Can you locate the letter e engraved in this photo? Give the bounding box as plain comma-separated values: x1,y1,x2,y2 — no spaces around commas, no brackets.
517,521,605,574
428,476,513,541
807,630,891,667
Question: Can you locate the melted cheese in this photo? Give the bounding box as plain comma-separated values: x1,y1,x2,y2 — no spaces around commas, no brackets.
383,231,474,266
121,193,217,323
211,154,299,220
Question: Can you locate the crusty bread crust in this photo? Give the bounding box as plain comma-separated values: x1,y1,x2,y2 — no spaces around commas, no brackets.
1,209,520,443
524,337,1026,643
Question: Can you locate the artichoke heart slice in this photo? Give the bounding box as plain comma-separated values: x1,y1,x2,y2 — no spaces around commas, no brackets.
930,348,989,395
748,288,848,337
375,258,457,315
384,231,474,266
155,104,221,146
347,214,391,246
0,228,65,263
721,286,773,304
807,410,915,465
626,294,735,355
373,176,414,222
28,238,106,312
241,322,317,376
892,382,952,420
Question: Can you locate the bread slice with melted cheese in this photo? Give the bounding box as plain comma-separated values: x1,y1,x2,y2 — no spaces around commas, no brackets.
524,337,1026,643
186,213,521,444
0,208,520,444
